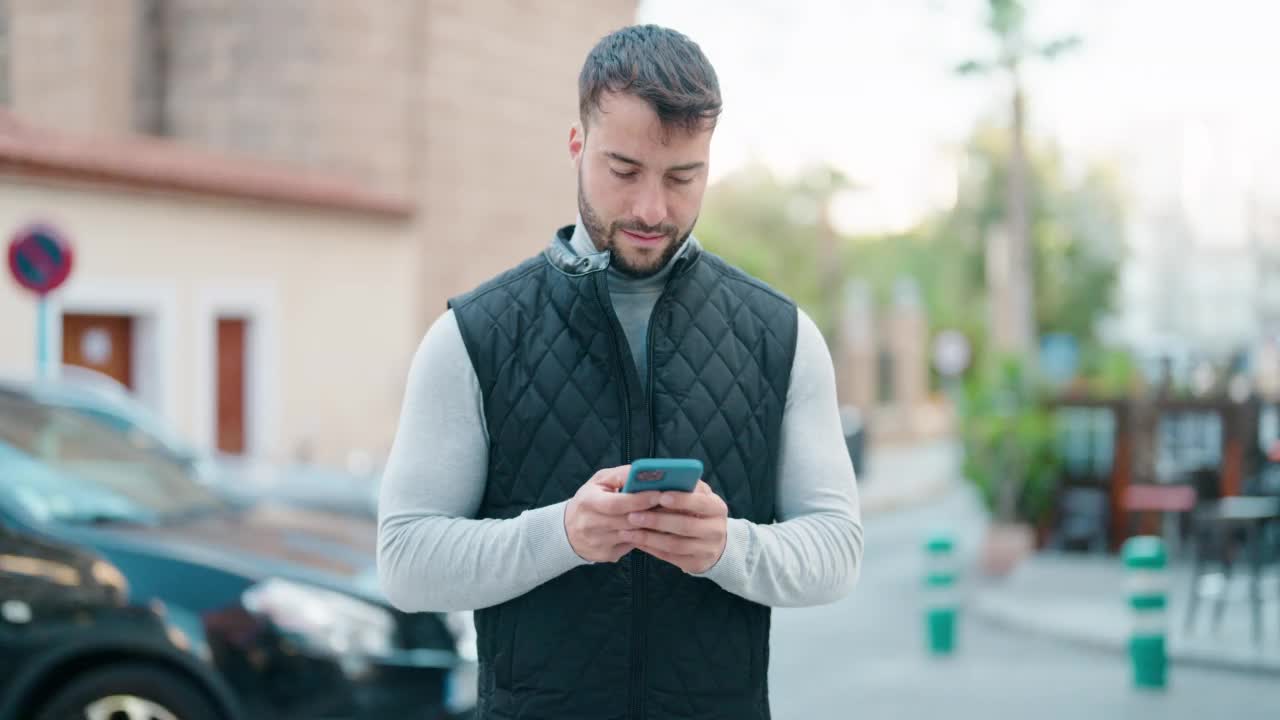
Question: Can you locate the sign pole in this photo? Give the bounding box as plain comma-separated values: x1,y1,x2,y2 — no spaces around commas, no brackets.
36,295,50,380
933,329,973,420
8,223,75,381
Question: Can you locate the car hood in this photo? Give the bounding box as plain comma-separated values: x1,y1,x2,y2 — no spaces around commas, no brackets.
199,456,379,518
66,503,384,603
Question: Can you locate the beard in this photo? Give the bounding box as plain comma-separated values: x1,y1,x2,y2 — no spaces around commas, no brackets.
578,172,693,279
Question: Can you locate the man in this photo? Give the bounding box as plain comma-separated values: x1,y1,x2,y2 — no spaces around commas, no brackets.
378,24,862,720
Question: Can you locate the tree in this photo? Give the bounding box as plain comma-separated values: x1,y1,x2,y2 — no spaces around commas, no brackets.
843,124,1125,383
694,165,833,331
694,126,1125,390
956,0,1082,358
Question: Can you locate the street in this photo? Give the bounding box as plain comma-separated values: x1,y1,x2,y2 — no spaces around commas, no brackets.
769,484,1280,719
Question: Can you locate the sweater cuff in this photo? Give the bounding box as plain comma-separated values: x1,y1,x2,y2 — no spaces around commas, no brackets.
694,517,752,587
523,500,590,577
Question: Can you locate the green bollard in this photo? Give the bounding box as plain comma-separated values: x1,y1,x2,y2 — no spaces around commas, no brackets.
924,533,958,656
1122,536,1168,690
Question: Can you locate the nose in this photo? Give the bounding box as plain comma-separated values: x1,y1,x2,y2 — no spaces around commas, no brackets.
632,181,667,229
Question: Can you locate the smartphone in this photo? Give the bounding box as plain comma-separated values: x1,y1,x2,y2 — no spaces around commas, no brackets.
622,458,703,494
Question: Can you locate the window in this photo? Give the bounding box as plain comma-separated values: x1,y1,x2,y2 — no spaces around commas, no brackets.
1055,407,1117,482
1155,411,1223,480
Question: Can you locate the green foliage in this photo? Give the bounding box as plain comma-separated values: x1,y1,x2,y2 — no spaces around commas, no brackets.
986,0,1026,41
1077,346,1140,398
1039,36,1083,61
845,124,1126,375
961,0,1082,72
959,355,1061,525
695,166,832,331
695,125,1125,393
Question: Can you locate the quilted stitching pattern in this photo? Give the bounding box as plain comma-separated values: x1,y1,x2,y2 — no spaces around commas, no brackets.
450,244,797,720
646,255,794,720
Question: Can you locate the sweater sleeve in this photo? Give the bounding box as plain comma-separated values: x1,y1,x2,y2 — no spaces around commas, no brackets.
693,308,864,607
376,310,588,612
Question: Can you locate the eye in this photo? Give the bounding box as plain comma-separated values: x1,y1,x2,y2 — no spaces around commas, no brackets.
667,175,695,186
611,168,638,180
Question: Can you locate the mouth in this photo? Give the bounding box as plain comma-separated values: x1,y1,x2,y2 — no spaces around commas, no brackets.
619,229,667,246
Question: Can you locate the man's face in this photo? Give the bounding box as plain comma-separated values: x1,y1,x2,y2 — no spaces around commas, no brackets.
569,92,713,278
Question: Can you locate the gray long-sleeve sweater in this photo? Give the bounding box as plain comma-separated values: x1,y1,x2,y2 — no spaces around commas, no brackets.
377,225,863,612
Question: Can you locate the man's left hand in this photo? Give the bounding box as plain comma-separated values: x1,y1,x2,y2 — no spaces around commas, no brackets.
622,480,728,574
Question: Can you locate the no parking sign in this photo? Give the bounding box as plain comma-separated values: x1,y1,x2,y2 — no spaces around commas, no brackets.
8,223,75,379
8,224,74,294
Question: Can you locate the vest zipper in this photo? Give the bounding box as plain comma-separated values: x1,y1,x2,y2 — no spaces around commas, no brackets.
645,297,666,456
598,259,687,720
648,256,689,451
634,266,685,720
632,292,673,720
592,272,644,719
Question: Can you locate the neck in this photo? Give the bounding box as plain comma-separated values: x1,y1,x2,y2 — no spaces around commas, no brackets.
570,216,693,291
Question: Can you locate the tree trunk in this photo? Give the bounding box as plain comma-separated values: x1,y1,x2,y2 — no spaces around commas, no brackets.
819,198,844,373
996,428,1024,523
1004,75,1037,360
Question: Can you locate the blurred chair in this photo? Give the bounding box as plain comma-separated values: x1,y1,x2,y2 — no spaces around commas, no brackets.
1183,496,1280,645
1246,463,1280,497
1048,486,1109,553
1250,464,1280,576
1188,466,1223,503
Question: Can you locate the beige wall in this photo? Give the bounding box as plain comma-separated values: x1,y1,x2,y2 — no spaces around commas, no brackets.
413,1,636,321
0,0,10,104
1,0,638,463
0,176,418,467
7,0,637,326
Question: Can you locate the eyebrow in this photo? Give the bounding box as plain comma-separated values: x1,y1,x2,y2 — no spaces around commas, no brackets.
605,151,705,174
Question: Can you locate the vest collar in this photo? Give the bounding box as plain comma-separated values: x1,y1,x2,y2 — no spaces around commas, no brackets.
543,225,703,278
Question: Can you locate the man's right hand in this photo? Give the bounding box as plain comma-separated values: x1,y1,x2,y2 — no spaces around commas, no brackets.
565,465,662,563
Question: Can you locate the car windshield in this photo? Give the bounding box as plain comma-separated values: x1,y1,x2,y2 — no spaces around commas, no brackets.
22,377,200,463
0,390,231,525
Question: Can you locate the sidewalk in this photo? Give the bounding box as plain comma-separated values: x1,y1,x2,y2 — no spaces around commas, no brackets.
858,439,960,515
854,440,1280,676
972,552,1280,675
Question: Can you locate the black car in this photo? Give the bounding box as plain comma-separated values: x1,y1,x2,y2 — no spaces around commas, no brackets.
0,386,471,720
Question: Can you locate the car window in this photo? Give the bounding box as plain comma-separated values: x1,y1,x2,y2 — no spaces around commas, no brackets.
0,391,229,523
0,441,146,524
72,404,192,462
65,394,198,458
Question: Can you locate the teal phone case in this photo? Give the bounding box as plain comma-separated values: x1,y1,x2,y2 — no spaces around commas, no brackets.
622,458,703,493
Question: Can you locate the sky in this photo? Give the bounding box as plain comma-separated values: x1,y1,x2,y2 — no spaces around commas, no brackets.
637,0,1280,240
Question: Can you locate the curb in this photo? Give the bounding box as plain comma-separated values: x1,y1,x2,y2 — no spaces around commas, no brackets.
970,590,1280,677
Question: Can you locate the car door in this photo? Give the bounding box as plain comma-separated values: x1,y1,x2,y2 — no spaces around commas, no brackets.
0,513,125,635
0,513,115,701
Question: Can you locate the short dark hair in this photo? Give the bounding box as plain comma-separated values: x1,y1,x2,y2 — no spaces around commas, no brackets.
578,25,721,134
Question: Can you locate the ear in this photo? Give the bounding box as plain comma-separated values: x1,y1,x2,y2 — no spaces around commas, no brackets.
568,122,585,168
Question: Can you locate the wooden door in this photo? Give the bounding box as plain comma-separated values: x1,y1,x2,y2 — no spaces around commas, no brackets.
61,314,134,389
216,317,247,455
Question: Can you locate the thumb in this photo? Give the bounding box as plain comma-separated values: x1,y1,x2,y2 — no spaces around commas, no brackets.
594,465,631,492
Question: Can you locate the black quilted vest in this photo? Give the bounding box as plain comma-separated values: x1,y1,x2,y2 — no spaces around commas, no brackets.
448,227,798,720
